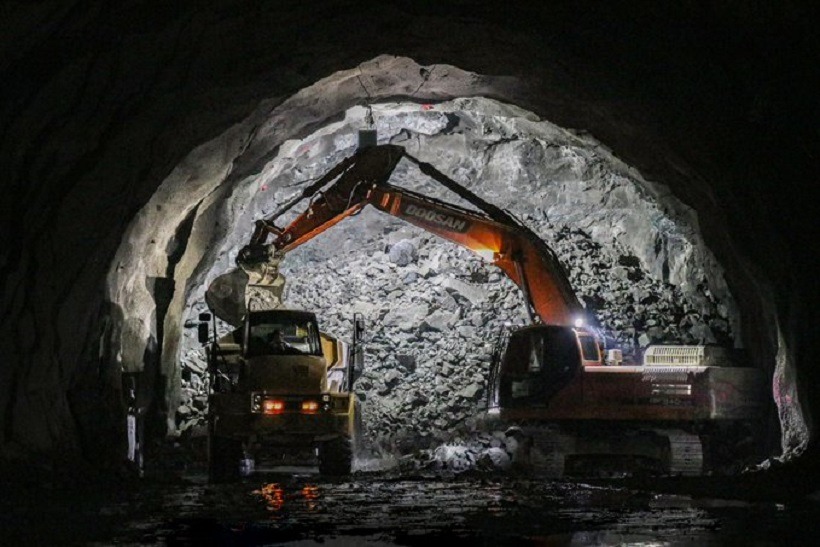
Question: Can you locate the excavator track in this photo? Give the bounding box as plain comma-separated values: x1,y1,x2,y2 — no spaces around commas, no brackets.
513,423,705,478
659,428,704,477
517,425,569,478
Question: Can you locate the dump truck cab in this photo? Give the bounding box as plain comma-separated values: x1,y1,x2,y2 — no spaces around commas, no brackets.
243,309,327,393
199,309,363,481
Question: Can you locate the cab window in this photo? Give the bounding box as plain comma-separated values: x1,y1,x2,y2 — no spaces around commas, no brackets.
246,313,322,357
577,334,600,362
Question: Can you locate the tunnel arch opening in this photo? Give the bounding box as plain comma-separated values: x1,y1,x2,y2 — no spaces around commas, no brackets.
105,56,790,472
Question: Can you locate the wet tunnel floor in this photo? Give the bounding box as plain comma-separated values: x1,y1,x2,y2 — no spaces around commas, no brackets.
4,466,820,546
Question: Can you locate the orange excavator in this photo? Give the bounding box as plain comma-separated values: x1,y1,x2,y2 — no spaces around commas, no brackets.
207,142,765,478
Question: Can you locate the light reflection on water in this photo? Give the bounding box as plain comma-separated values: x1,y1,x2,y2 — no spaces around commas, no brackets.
79,470,820,546
238,474,719,542
253,482,323,515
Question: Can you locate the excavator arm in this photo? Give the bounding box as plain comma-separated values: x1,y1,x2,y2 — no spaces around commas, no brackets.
241,144,583,327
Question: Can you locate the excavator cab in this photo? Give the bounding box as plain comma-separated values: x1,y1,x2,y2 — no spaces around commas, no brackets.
490,325,601,411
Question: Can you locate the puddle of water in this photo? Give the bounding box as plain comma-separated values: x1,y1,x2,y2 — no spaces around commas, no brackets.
7,465,820,545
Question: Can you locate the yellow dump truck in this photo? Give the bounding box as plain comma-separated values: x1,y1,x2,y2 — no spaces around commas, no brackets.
197,309,363,481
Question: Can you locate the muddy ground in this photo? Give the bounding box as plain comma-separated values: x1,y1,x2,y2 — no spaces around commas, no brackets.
3,455,820,546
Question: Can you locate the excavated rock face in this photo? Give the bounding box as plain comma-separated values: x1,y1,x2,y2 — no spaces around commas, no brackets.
1,3,816,472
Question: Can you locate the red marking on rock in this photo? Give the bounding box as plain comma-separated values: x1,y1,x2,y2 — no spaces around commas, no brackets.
421,104,433,111
261,184,268,191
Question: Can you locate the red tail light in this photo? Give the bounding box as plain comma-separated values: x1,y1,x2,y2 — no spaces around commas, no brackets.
301,401,319,413
263,399,285,414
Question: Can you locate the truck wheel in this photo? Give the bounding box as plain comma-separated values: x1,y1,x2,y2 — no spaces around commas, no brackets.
208,434,242,483
318,436,352,476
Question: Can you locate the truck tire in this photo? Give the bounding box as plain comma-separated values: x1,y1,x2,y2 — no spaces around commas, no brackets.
208,434,242,483
318,436,352,476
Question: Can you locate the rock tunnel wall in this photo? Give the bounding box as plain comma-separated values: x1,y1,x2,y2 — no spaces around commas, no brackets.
1,2,816,467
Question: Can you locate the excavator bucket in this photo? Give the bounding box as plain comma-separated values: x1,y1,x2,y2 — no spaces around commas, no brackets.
205,268,250,327
246,274,286,312
205,245,287,327
237,244,285,286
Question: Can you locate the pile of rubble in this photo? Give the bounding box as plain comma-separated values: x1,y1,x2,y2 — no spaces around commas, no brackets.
177,334,211,435
394,431,521,474
543,225,733,356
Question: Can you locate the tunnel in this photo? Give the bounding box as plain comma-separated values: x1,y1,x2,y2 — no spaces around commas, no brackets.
1,2,818,544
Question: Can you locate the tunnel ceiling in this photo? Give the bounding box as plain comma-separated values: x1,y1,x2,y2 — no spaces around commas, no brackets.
1,2,817,471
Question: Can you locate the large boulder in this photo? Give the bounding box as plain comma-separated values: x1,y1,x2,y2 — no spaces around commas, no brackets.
388,240,418,267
